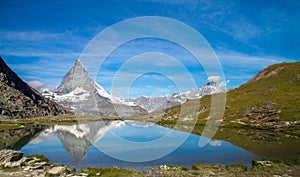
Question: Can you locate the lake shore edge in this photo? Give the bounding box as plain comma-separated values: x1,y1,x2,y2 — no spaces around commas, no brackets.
1,116,300,176
0,149,299,177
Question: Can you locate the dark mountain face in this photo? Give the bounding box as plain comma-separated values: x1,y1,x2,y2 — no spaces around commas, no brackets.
0,57,69,118
56,59,92,95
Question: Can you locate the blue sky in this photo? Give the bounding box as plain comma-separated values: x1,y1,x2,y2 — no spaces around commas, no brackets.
1,0,299,98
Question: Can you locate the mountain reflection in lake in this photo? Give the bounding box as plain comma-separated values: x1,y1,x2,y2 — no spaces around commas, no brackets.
21,120,256,169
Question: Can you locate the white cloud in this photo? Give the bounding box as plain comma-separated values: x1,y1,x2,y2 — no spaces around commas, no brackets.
0,31,63,41
207,75,221,82
28,80,44,88
28,80,56,92
0,30,87,60
217,49,295,67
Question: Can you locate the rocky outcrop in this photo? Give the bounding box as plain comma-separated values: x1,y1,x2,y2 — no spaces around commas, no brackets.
244,102,280,122
249,65,286,82
0,57,69,118
0,149,76,177
0,149,23,165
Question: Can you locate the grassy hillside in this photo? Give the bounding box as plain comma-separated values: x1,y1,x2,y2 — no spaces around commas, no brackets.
195,62,300,129
144,61,300,159
225,61,300,122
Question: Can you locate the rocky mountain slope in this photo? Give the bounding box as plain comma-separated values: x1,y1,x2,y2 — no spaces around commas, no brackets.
52,59,147,117
0,57,69,118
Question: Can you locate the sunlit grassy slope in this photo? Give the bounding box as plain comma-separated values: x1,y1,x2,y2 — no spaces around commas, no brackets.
150,61,300,159
224,61,300,122
196,61,300,123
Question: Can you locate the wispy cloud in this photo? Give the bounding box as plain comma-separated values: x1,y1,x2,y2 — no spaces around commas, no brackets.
215,49,297,88
28,80,56,92
0,30,88,58
9,58,75,86
217,50,295,67
0,31,64,41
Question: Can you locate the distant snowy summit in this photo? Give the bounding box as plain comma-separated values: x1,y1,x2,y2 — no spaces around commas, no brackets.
127,78,225,112
41,59,225,117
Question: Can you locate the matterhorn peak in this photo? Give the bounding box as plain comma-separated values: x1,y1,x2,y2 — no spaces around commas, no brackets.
75,59,83,67
74,59,87,72
56,59,90,94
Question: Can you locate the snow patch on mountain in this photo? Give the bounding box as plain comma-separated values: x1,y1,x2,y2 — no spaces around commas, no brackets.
94,82,135,106
55,87,90,102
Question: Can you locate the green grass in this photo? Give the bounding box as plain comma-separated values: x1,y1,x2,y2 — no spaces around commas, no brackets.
82,167,143,177
194,61,300,124
28,154,50,163
225,62,300,122
225,164,248,172
0,115,124,131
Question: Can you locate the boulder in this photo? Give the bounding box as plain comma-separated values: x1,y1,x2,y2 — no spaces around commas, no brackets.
47,166,67,175
0,149,23,163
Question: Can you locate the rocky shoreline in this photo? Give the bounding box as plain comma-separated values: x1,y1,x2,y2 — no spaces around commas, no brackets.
0,149,80,177
1,149,299,177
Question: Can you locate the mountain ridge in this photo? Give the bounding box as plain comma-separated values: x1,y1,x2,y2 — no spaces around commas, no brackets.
0,57,69,118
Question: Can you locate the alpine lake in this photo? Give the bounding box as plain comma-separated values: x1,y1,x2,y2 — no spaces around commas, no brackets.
17,120,257,170
0,116,300,176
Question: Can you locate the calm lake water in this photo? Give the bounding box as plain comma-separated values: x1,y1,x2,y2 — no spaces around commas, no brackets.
21,120,256,170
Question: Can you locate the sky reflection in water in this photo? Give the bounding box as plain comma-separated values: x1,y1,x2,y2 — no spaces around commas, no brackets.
21,120,256,169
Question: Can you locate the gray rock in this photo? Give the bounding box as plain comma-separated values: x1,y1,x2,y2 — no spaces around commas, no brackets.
0,149,23,163
47,166,66,175
23,166,32,171
4,156,28,168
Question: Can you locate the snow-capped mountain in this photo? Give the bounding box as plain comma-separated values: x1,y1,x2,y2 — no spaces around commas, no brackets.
41,59,225,116
126,96,169,113
129,79,225,113
171,80,225,102
47,59,147,117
